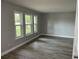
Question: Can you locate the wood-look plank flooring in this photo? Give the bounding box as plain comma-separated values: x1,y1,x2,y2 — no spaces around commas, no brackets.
2,37,73,59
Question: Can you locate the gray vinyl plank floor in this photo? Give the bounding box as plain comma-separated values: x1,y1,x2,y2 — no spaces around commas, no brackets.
2,37,73,59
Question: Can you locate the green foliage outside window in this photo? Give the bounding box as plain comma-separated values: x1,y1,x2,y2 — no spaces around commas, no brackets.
25,15,31,24
14,13,38,38
16,26,21,37
14,13,22,38
25,15,32,34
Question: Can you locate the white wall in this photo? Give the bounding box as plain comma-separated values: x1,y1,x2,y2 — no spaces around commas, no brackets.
44,12,75,38
1,1,41,55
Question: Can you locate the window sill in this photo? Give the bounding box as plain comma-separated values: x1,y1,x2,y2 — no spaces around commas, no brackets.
26,33,33,37
15,32,38,40
15,36,24,40
25,32,38,37
34,32,38,34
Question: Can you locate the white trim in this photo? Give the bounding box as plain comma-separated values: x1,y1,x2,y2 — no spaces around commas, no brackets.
42,34,74,38
1,34,74,56
1,34,41,56
72,0,78,58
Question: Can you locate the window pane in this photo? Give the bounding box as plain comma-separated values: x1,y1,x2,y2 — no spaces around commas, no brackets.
34,25,37,32
34,16,38,24
14,12,23,38
16,26,21,37
25,15,32,24
14,13,22,25
25,25,31,34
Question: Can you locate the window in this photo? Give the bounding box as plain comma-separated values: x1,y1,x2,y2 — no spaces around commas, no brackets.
25,14,32,35
14,12,38,39
14,12,23,38
34,16,38,32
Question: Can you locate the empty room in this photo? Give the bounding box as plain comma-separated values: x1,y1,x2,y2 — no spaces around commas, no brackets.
1,0,77,59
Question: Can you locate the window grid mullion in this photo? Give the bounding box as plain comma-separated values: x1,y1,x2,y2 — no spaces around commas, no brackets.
14,12,24,39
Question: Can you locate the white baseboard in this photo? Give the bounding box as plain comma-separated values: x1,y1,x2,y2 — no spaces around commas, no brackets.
1,34,41,56
42,34,74,38
1,34,73,56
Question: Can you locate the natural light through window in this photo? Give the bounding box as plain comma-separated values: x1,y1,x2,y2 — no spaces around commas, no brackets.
14,12,38,39
34,16,38,32
14,12,23,38
25,14,32,35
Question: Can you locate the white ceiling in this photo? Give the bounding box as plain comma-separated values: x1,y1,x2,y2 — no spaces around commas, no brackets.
6,0,76,13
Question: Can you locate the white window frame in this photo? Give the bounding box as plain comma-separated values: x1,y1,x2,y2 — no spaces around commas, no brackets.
25,14,33,36
34,15,38,33
14,11,24,39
